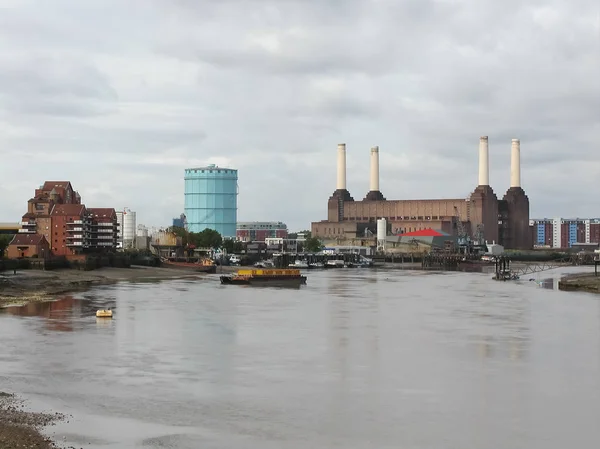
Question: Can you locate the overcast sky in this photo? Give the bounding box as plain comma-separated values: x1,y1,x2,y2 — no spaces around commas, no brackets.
0,0,598,231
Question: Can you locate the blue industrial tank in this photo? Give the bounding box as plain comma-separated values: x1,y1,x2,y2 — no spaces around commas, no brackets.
184,165,238,237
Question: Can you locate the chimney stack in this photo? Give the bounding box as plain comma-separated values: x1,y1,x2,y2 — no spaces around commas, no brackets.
336,143,347,190
478,136,489,186
370,146,380,191
510,139,521,188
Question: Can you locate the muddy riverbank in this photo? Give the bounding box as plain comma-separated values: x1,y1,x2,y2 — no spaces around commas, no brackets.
0,392,67,449
558,272,600,293
0,265,237,307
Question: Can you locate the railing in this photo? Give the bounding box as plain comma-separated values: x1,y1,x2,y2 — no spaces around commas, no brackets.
17,229,36,233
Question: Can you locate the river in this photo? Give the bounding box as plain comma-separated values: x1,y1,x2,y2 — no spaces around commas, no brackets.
1,267,599,448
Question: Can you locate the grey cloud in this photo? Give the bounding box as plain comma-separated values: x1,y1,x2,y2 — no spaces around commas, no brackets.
0,56,118,117
0,0,599,230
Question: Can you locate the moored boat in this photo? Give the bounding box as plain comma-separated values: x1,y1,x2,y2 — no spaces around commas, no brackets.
220,268,307,287
162,258,217,273
96,309,113,318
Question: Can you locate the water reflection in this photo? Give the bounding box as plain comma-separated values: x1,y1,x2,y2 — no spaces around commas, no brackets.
1,268,600,448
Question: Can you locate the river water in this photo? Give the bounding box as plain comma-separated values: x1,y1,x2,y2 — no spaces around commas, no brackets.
1,267,600,448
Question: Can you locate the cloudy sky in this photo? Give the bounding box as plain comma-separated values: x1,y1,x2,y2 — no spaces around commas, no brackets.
0,0,598,231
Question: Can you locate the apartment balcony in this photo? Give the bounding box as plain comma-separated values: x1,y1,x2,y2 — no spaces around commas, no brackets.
20,221,36,227
18,228,36,233
66,241,84,247
66,227,84,232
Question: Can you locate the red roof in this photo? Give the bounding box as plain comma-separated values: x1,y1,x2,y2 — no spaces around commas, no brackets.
399,228,445,237
50,204,86,216
87,208,116,219
10,234,48,246
42,181,72,191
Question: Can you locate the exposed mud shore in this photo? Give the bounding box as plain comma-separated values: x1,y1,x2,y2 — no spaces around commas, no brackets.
0,265,237,307
0,391,70,449
558,272,600,293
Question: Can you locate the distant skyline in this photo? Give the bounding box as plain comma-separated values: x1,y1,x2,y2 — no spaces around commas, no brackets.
1,0,598,231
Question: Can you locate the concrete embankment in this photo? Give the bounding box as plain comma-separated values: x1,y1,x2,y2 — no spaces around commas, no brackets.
558,273,600,293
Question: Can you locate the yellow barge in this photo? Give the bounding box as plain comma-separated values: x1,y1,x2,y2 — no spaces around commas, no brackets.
220,268,307,287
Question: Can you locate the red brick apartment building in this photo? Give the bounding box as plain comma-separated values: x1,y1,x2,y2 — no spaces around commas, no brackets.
12,181,118,258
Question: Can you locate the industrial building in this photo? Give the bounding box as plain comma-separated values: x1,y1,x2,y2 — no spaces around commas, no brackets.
184,164,238,237
236,221,288,242
531,218,600,249
312,137,532,250
116,207,136,249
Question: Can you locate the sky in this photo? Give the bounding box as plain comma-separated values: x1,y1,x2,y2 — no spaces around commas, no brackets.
0,0,598,231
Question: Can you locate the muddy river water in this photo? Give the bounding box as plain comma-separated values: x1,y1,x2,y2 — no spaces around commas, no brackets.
1,267,600,448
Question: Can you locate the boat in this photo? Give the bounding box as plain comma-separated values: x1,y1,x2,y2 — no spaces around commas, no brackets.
96,309,113,318
220,268,307,287
289,259,309,269
162,258,217,274
309,262,324,269
325,259,345,268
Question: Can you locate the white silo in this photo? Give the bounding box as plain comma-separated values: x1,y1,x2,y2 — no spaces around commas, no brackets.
377,218,387,252
123,208,136,249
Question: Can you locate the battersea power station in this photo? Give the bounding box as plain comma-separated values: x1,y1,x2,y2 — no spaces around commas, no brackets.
311,137,532,250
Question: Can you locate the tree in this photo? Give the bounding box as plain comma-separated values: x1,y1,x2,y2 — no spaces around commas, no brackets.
222,239,244,254
304,236,324,253
190,228,222,249
0,235,12,258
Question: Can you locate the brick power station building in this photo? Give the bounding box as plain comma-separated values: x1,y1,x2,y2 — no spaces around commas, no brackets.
312,137,532,250
7,181,119,259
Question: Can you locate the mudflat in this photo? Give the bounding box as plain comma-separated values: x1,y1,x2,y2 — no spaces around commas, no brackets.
0,392,66,449
0,265,236,307
558,272,600,293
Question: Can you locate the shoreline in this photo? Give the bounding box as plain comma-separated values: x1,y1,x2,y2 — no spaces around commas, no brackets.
0,265,238,308
558,272,600,293
0,391,67,449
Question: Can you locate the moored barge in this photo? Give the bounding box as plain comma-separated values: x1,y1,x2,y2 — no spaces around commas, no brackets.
220,268,307,287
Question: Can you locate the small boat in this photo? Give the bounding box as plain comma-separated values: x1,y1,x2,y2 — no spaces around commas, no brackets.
96,309,113,318
289,259,309,269
220,268,307,287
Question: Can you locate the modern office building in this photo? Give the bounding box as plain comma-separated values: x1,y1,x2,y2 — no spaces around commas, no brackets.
184,165,238,237
172,213,187,230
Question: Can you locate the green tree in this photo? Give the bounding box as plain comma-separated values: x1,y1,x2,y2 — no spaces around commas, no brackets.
190,228,223,249
304,236,324,253
0,235,12,258
222,239,245,254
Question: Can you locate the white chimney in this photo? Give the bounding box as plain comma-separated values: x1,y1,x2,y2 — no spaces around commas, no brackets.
336,143,347,190
510,138,521,188
478,136,489,186
370,146,380,191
